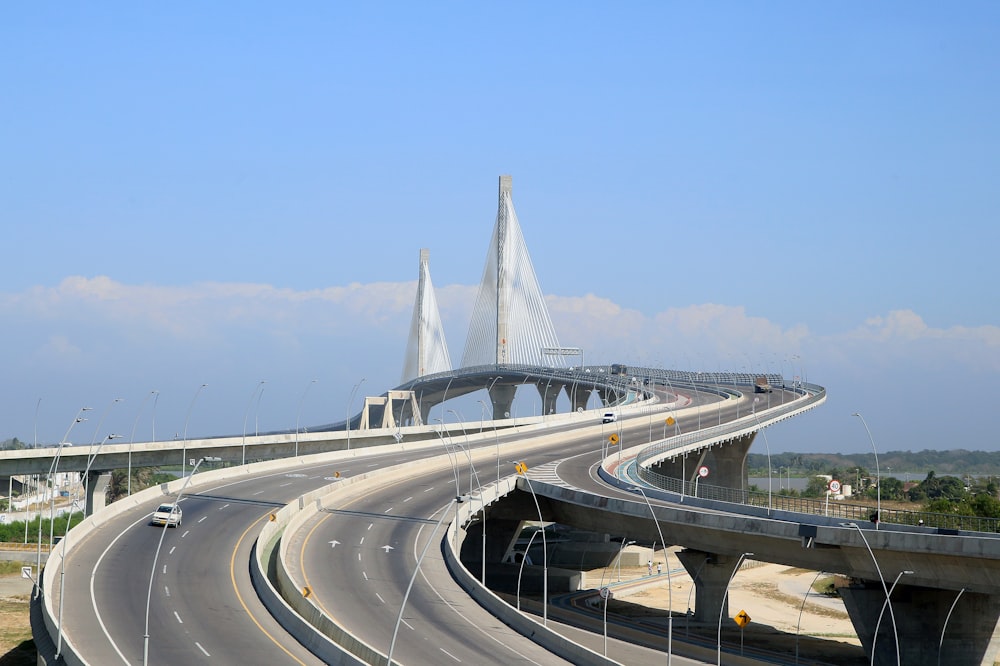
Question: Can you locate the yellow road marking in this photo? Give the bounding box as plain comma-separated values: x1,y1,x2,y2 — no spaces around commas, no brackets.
230,513,309,666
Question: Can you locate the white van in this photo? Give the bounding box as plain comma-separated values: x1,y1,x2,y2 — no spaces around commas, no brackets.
602,412,617,424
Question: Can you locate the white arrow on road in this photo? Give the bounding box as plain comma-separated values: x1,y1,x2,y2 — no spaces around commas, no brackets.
329,540,341,548
381,545,394,553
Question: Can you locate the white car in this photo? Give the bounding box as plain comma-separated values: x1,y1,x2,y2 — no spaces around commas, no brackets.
602,412,617,424
151,503,182,528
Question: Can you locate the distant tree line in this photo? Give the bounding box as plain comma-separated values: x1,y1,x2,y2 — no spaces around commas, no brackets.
749,453,1000,519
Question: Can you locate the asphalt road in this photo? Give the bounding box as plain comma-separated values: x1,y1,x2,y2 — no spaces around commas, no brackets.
53,384,790,665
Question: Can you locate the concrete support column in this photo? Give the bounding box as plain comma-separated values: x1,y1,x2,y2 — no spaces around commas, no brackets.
536,381,564,416
489,384,516,420
569,385,591,413
676,549,746,626
700,433,754,491
650,451,709,494
838,580,1000,666
85,470,112,517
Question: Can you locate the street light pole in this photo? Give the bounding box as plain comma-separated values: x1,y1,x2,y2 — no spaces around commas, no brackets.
55,433,121,659
717,552,753,666
633,485,674,665
127,391,157,497
447,410,487,586
751,405,773,515
347,378,365,451
872,569,913,666
181,384,207,479
387,497,458,666
515,529,541,611
841,522,899,665
295,379,318,457
46,407,92,570
241,381,266,466
143,456,213,666
515,462,548,626
853,413,881,528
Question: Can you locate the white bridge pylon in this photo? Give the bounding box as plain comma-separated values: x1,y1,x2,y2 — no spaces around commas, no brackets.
461,175,563,368
401,248,452,384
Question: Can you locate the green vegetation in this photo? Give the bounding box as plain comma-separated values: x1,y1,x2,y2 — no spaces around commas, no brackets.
0,513,84,544
750,452,1000,520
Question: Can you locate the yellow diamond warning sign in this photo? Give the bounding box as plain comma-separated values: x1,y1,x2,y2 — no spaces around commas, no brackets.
734,609,751,628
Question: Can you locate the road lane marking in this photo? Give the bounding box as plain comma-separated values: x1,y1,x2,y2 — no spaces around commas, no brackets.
164,586,170,597
440,647,461,661
91,511,162,665
230,513,309,666
363,571,368,581
375,592,385,604
195,642,210,656
403,496,413,502
383,507,393,513
359,537,365,545
367,523,373,531
169,546,176,555
181,530,190,538
174,611,183,624
198,516,207,523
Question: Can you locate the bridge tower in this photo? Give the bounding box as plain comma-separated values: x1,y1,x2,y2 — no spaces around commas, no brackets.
400,249,451,424
461,176,564,418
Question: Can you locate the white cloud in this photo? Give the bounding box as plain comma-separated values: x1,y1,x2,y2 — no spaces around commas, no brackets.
2,278,997,451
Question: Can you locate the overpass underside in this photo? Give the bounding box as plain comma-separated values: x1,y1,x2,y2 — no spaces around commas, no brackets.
463,480,1000,666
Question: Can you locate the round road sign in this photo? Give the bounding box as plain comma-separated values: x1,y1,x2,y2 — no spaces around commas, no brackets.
697,465,709,478
829,480,842,493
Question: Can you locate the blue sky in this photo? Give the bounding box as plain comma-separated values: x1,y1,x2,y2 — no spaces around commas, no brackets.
3,3,998,456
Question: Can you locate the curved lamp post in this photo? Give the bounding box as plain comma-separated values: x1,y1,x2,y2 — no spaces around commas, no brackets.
516,528,541,611
347,378,366,450
717,552,753,666
938,588,965,666
603,539,635,656
181,384,207,478
45,407,92,574
143,456,217,665
853,413,881,529
295,379,318,457
447,409,487,585
387,496,458,666
841,522,899,665
872,570,913,666
795,570,827,664
35,408,89,599
127,391,157,497
750,405,773,515
633,485,674,664
515,461,548,626
55,433,121,659
241,381,266,466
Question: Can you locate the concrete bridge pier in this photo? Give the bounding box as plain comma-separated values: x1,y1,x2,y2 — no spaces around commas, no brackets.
536,380,564,416
699,433,755,492
838,580,1000,666
676,549,748,627
651,451,709,491
568,385,591,413
84,470,113,516
489,384,516,420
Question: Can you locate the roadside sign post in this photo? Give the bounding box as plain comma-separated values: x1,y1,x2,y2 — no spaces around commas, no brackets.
734,609,751,655
695,465,709,498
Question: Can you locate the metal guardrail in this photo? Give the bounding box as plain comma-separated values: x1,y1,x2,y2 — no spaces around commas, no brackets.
635,382,826,467
637,458,1000,534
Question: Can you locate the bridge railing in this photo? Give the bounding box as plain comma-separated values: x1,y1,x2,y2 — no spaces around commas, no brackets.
636,467,1000,534
634,382,825,468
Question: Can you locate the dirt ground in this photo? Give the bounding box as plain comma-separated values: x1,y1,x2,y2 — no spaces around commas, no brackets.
601,557,867,664
0,566,35,666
